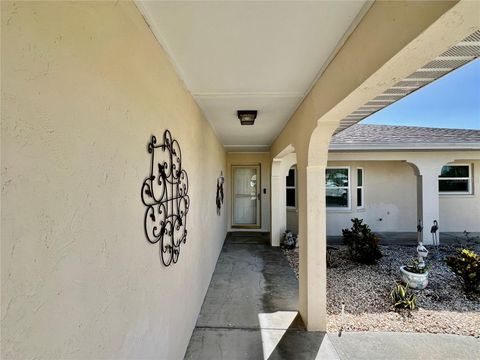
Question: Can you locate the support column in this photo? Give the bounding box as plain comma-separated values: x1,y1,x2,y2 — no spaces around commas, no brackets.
271,152,297,246
301,120,338,331
305,164,327,330
413,161,447,245
270,160,283,246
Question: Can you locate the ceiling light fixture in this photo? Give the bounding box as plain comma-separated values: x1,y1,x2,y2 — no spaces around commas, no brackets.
237,110,257,126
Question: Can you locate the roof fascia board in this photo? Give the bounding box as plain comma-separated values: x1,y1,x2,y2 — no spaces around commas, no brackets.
329,143,480,151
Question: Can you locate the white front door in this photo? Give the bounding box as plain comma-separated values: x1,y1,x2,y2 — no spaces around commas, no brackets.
232,165,261,228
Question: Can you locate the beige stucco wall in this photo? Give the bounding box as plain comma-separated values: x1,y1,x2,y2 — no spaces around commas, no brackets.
1,2,227,359
440,160,480,232
286,209,299,234
226,152,271,232
295,159,480,236
326,154,480,236
326,161,418,235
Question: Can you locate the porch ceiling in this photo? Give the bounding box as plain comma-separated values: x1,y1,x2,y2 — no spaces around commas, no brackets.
136,1,369,151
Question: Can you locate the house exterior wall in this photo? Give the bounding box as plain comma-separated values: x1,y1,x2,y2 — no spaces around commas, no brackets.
1,2,227,359
226,152,271,232
440,160,480,232
286,209,299,234
324,159,480,235
326,161,418,235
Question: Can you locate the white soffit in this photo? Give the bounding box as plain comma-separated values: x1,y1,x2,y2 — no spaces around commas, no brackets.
335,30,480,135
136,1,369,150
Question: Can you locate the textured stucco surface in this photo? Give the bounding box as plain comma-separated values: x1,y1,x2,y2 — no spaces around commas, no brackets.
326,161,418,235
1,1,226,359
283,159,480,236
322,157,480,236
287,159,480,236
440,160,480,232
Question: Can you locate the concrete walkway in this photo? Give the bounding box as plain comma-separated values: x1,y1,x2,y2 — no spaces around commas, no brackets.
329,332,480,360
185,232,480,359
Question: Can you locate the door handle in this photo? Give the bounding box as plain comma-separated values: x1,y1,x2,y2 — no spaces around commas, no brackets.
257,193,260,200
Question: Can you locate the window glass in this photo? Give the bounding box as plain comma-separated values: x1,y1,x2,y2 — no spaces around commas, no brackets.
357,168,363,186
439,164,471,194
357,188,363,207
439,180,469,192
286,167,296,208
286,188,296,207
440,165,469,178
326,188,349,207
326,168,349,187
326,167,349,208
286,168,295,187
356,168,364,208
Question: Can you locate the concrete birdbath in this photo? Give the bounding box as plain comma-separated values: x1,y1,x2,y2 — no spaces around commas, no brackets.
400,264,429,290
400,221,430,289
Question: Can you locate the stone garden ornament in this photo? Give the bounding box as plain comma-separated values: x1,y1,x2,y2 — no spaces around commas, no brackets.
400,219,430,289
141,130,190,266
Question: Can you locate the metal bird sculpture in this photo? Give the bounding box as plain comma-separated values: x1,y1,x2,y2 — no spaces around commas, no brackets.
430,220,439,252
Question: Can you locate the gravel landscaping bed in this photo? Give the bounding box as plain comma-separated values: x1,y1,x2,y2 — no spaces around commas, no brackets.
282,244,480,337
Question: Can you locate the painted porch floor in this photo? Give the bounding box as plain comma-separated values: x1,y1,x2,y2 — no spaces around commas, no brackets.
184,232,480,360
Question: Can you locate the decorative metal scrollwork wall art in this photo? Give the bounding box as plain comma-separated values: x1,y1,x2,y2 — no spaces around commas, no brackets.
141,130,190,266
216,171,224,215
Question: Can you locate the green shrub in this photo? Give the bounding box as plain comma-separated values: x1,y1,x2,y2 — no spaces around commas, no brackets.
461,230,480,249
342,218,382,264
446,248,480,294
405,258,430,274
390,282,416,310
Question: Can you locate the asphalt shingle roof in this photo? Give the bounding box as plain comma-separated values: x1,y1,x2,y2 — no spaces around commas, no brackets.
330,124,480,149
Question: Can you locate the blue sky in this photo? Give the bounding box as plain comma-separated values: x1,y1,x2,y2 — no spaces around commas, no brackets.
361,58,480,129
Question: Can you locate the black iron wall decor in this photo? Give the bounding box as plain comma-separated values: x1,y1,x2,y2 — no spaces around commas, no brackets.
141,130,190,266
216,171,224,215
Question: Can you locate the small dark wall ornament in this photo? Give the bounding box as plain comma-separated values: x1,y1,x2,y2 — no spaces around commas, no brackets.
216,171,225,215
141,130,190,266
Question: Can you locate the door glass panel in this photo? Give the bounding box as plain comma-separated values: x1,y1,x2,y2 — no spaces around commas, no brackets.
233,167,259,225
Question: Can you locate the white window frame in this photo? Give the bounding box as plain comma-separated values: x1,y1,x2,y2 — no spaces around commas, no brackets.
357,167,365,209
438,163,472,195
326,166,351,211
286,167,297,209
